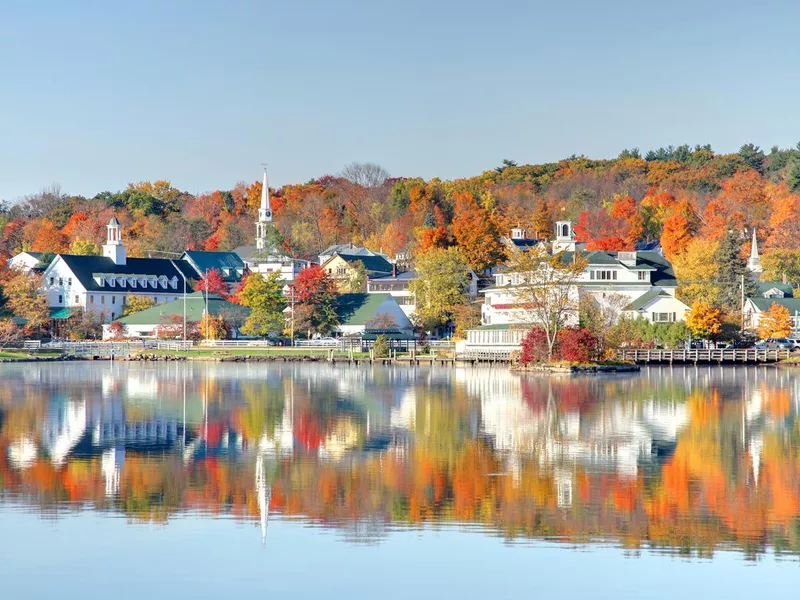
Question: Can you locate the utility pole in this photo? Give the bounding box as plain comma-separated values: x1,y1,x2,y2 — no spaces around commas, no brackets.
741,273,745,332
290,286,295,347
169,258,188,343
204,269,209,340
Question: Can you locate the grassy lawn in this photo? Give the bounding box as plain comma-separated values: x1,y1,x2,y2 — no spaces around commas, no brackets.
0,350,64,360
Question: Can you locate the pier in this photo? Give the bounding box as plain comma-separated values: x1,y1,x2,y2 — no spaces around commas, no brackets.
616,349,791,364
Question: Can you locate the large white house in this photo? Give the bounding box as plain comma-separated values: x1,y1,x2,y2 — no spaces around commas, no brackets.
40,218,203,322
482,223,689,327
234,167,310,289
463,223,689,354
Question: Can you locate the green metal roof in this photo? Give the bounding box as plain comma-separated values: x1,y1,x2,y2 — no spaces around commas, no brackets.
336,253,393,274
747,297,800,313
335,293,392,326
50,307,77,320
624,289,674,311
116,292,250,325
757,282,793,297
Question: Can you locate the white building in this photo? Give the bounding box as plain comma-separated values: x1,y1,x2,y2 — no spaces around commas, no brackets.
40,218,198,322
482,222,689,328
234,167,310,289
7,251,48,273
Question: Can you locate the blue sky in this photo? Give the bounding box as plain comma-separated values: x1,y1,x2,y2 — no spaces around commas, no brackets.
1,0,799,201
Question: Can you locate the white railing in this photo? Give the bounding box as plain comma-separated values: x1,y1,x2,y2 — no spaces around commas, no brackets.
428,340,455,348
616,349,791,363
294,339,339,348
150,340,194,351
198,340,276,348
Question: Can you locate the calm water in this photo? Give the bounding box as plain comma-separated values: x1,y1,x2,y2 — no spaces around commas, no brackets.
1,363,799,598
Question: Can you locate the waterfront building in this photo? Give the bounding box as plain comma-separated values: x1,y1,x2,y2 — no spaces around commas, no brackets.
318,243,387,266
41,218,198,322
7,251,50,273
322,252,394,290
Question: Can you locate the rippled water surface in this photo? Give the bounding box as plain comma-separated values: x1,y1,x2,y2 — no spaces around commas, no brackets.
1,363,799,598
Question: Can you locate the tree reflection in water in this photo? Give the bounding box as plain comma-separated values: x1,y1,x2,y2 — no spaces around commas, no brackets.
0,363,799,559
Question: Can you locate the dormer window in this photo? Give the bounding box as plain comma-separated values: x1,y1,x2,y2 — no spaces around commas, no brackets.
159,276,167,289
108,277,115,287
130,278,137,288
170,276,178,289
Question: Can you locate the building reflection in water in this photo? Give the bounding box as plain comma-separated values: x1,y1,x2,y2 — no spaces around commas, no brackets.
1,362,800,558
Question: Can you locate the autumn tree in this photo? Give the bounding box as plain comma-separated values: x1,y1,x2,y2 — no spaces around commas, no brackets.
199,313,229,340
686,301,724,340
672,237,720,305
502,246,589,360
236,272,286,338
452,208,505,273
1,272,50,333
0,317,20,348
341,261,367,293
69,238,99,256
409,247,470,331
123,295,155,317
194,268,229,298
291,265,339,336
660,199,697,260
765,182,800,249
762,250,800,287
758,302,793,339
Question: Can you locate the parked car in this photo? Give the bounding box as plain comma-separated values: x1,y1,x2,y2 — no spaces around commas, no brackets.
756,338,793,350
788,338,800,351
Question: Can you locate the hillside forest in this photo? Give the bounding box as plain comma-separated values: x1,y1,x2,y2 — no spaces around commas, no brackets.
3,143,800,316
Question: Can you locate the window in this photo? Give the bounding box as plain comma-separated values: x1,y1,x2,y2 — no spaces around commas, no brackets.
652,312,676,323
59,278,63,286
68,278,72,286
101,296,105,305
48,277,54,285
90,295,94,303
638,271,648,281
591,270,617,281
112,296,116,304
58,295,63,304
74,295,79,304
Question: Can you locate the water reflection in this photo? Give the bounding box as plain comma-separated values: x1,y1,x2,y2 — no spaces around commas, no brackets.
1,363,799,558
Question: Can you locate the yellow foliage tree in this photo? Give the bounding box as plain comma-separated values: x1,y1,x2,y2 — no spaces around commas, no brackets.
758,302,793,339
123,296,155,317
672,237,720,305
686,301,724,339
69,238,99,256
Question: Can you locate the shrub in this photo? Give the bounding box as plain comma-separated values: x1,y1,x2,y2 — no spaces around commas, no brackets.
520,328,549,365
373,334,390,358
557,327,598,363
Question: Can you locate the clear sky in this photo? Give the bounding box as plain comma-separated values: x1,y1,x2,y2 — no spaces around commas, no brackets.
1,0,799,201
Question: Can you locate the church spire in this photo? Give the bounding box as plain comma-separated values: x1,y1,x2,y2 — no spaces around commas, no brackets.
747,228,762,274
256,165,273,251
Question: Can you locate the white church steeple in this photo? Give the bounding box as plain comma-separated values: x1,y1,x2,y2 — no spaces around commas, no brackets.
102,216,126,265
256,166,273,251
747,228,762,274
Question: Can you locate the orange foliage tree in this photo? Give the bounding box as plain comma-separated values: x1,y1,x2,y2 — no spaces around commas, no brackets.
661,199,697,260
452,208,505,273
686,301,724,340
757,302,793,339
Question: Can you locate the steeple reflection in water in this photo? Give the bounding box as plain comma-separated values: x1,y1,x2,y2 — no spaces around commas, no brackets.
1,362,799,559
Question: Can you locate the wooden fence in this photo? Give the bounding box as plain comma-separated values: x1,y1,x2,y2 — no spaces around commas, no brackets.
615,349,791,363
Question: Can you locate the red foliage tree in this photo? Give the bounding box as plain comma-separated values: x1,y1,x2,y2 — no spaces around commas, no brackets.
520,328,549,365
292,265,337,304
194,268,228,298
557,327,598,363
574,196,643,251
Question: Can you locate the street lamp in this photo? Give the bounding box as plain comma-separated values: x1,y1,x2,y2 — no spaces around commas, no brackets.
168,259,188,343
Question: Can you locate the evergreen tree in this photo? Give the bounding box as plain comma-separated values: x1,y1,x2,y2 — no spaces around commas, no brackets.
713,228,757,312
787,159,800,193
738,143,766,174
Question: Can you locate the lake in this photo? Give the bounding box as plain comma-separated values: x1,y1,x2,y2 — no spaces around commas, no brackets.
1,362,798,598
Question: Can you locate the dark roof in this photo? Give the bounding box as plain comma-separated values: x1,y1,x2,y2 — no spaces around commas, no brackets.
53,255,197,292
508,239,539,249
635,240,662,252
181,251,246,282
336,253,393,274
623,289,677,311
747,297,800,313
368,271,417,282
118,292,250,325
757,282,793,297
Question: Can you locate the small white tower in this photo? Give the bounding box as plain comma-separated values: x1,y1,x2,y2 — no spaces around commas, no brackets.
102,216,126,265
553,220,576,252
256,166,273,251
747,228,762,274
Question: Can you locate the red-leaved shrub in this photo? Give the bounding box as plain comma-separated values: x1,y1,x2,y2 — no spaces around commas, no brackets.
520,326,599,364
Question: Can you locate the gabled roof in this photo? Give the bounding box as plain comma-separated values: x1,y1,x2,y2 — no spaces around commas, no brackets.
757,282,793,297
116,292,250,325
623,289,684,311
747,297,800,313
333,253,393,274
335,293,410,327
181,251,246,282
50,255,197,292
320,244,380,258
368,271,417,282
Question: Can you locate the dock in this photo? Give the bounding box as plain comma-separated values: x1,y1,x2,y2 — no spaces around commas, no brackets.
616,349,790,364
